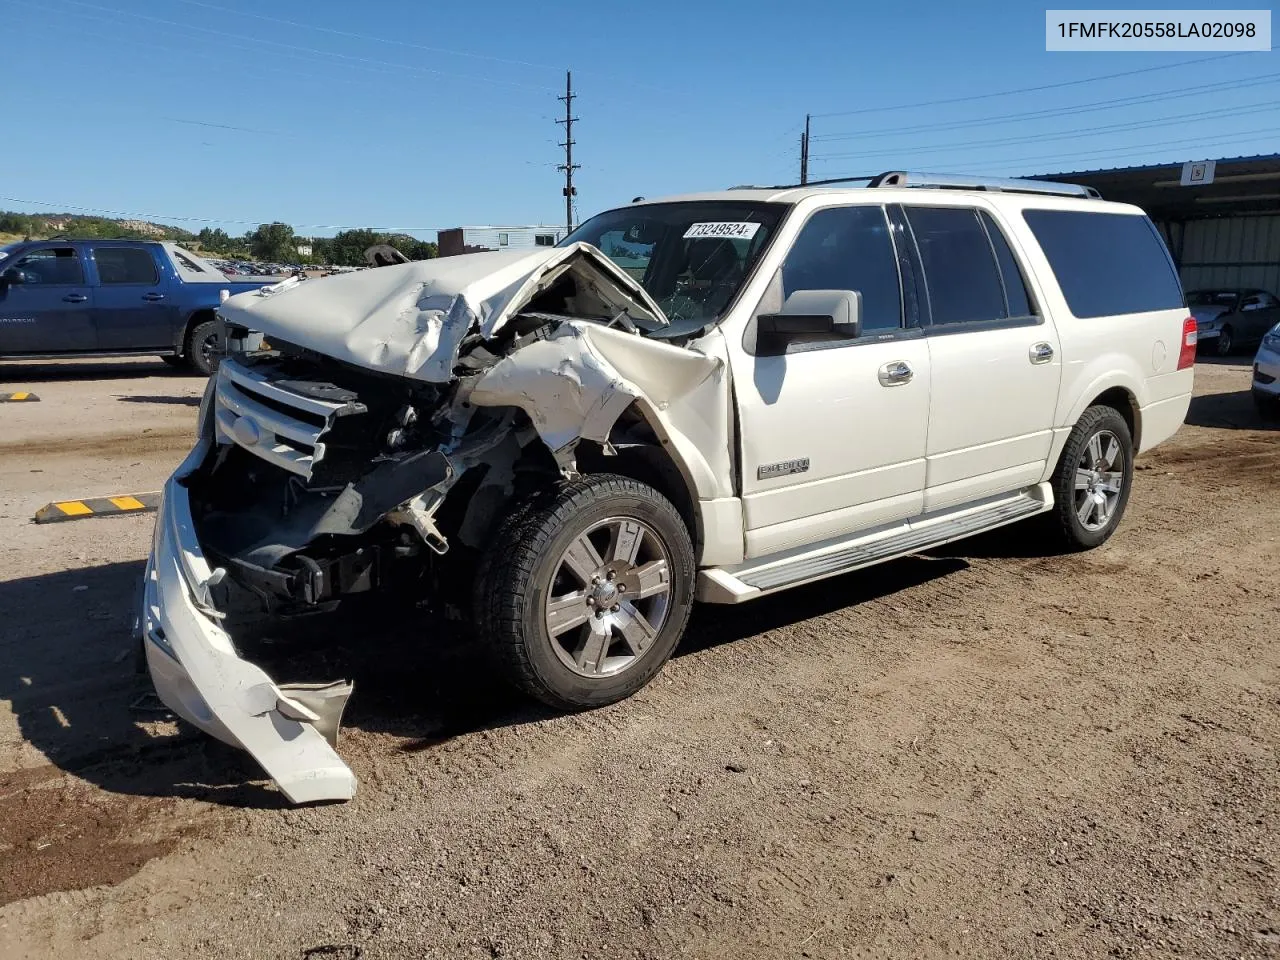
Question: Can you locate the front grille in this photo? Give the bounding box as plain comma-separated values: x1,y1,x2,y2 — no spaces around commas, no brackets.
213,358,355,479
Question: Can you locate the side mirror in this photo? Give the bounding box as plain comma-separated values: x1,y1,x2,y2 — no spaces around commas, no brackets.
758,289,862,353
0,268,24,288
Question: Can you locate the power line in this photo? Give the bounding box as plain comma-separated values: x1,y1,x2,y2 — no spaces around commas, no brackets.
168,0,558,72
810,72,1280,142
809,99,1280,163
49,0,559,92
818,127,1280,178
810,52,1248,118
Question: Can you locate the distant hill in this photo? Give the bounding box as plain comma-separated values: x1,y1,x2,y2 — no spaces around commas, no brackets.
0,210,195,243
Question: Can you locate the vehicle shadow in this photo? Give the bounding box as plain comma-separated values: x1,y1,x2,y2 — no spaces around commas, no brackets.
0,359,192,383
1185,386,1278,431
0,560,279,808
0,553,968,808
116,395,202,406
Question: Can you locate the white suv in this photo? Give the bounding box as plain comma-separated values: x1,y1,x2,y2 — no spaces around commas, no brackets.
139,171,1196,802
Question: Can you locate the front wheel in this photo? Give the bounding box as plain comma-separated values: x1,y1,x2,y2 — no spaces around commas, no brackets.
1047,405,1134,551
474,475,695,711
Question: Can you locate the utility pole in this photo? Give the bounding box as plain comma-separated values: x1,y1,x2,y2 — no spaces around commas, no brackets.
556,70,580,233
799,113,810,185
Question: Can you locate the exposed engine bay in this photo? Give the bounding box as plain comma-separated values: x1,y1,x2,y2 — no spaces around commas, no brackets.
142,242,733,803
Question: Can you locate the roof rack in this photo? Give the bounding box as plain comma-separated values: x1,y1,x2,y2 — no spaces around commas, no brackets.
753,171,1100,199
868,171,1101,199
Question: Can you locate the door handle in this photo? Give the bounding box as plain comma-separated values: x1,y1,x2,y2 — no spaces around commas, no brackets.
1029,341,1054,364
142,292,166,302
878,360,914,386
62,294,88,303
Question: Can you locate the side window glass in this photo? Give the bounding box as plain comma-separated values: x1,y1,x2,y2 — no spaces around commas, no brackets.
95,247,159,284
905,207,1006,325
1242,296,1263,311
781,206,902,331
11,247,84,285
979,211,1036,318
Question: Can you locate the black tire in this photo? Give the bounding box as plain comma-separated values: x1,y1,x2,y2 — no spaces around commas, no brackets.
185,319,221,376
1047,405,1134,551
474,474,695,711
1215,325,1235,357
1255,390,1280,422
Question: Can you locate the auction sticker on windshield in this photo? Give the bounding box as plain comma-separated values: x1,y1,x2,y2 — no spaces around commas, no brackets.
683,222,761,240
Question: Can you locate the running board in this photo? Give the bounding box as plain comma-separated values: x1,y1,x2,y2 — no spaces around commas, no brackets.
698,484,1052,603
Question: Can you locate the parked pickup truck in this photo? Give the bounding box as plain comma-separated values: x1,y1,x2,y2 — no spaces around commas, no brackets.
0,239,278,374
140,171,1196,803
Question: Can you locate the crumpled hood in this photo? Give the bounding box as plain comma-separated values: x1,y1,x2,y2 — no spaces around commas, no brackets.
217,243,667,383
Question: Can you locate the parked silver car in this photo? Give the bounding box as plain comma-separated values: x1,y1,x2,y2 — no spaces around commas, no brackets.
1252,320,1280,420
1188,288,1280,356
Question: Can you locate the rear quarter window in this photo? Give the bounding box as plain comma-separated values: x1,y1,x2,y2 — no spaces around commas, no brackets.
1021,209,1184,319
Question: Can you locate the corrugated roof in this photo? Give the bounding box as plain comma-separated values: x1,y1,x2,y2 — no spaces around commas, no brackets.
1027,154,1280,219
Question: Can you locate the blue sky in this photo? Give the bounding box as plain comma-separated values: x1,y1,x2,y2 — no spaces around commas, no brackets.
1,0,1276,239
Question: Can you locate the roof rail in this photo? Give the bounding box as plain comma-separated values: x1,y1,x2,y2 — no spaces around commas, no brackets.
868,171,1101,199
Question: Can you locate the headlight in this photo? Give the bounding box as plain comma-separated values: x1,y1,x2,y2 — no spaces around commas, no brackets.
1263,324,1280,348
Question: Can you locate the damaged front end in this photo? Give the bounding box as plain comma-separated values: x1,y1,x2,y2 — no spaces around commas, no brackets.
138,243,724,803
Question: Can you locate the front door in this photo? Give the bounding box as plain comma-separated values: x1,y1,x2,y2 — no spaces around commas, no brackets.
900,205,1062,511
89,245,176,350
0,245,95,353
729,204,931,559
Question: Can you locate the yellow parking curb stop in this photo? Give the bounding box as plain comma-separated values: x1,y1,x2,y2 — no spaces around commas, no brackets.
34,492,161,524
0,392,40,402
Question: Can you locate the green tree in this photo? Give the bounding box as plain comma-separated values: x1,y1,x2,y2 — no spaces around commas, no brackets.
248,222,298,262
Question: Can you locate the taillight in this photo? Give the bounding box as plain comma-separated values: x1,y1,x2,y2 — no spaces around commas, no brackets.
1177,316,1197,370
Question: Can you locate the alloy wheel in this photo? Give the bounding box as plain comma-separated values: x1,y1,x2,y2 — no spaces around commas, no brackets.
1073,429,1125,532
543,517,673,678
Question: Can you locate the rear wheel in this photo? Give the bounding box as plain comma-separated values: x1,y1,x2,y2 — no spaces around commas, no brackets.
474,475,695,711
185,319,221,376
1047,405,1134,551
1215,325,1235,356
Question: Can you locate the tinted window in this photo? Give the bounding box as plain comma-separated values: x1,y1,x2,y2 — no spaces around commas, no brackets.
95,247,158,284
781,206,902,331
10,247,84,285
905,207,1006,325
1022,210,1183,318
980,211,1035,318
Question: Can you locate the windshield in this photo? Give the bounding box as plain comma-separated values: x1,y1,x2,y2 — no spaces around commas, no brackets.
561,200,787,337
1187,290,1240,309
0,242,19,263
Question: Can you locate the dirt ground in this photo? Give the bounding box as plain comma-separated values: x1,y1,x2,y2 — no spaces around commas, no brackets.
0,356,1275,960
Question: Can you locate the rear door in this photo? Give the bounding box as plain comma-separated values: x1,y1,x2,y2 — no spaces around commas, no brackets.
89,245,177,349
0,245,95,353
901,204,1061,511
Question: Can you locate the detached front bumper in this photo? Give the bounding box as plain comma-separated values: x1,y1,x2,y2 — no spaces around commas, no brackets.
139,441,357,804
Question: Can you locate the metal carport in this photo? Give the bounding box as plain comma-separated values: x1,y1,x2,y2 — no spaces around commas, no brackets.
1032,154,1280,295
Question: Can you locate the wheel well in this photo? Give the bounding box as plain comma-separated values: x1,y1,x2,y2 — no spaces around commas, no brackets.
1090,386,1140,449
575,440,700,552
181,309,217,356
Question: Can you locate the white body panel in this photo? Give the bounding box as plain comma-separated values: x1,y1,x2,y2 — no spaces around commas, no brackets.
732,337,930,558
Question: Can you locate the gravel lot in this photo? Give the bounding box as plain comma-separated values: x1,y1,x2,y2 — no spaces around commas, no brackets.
0,356,1276,960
